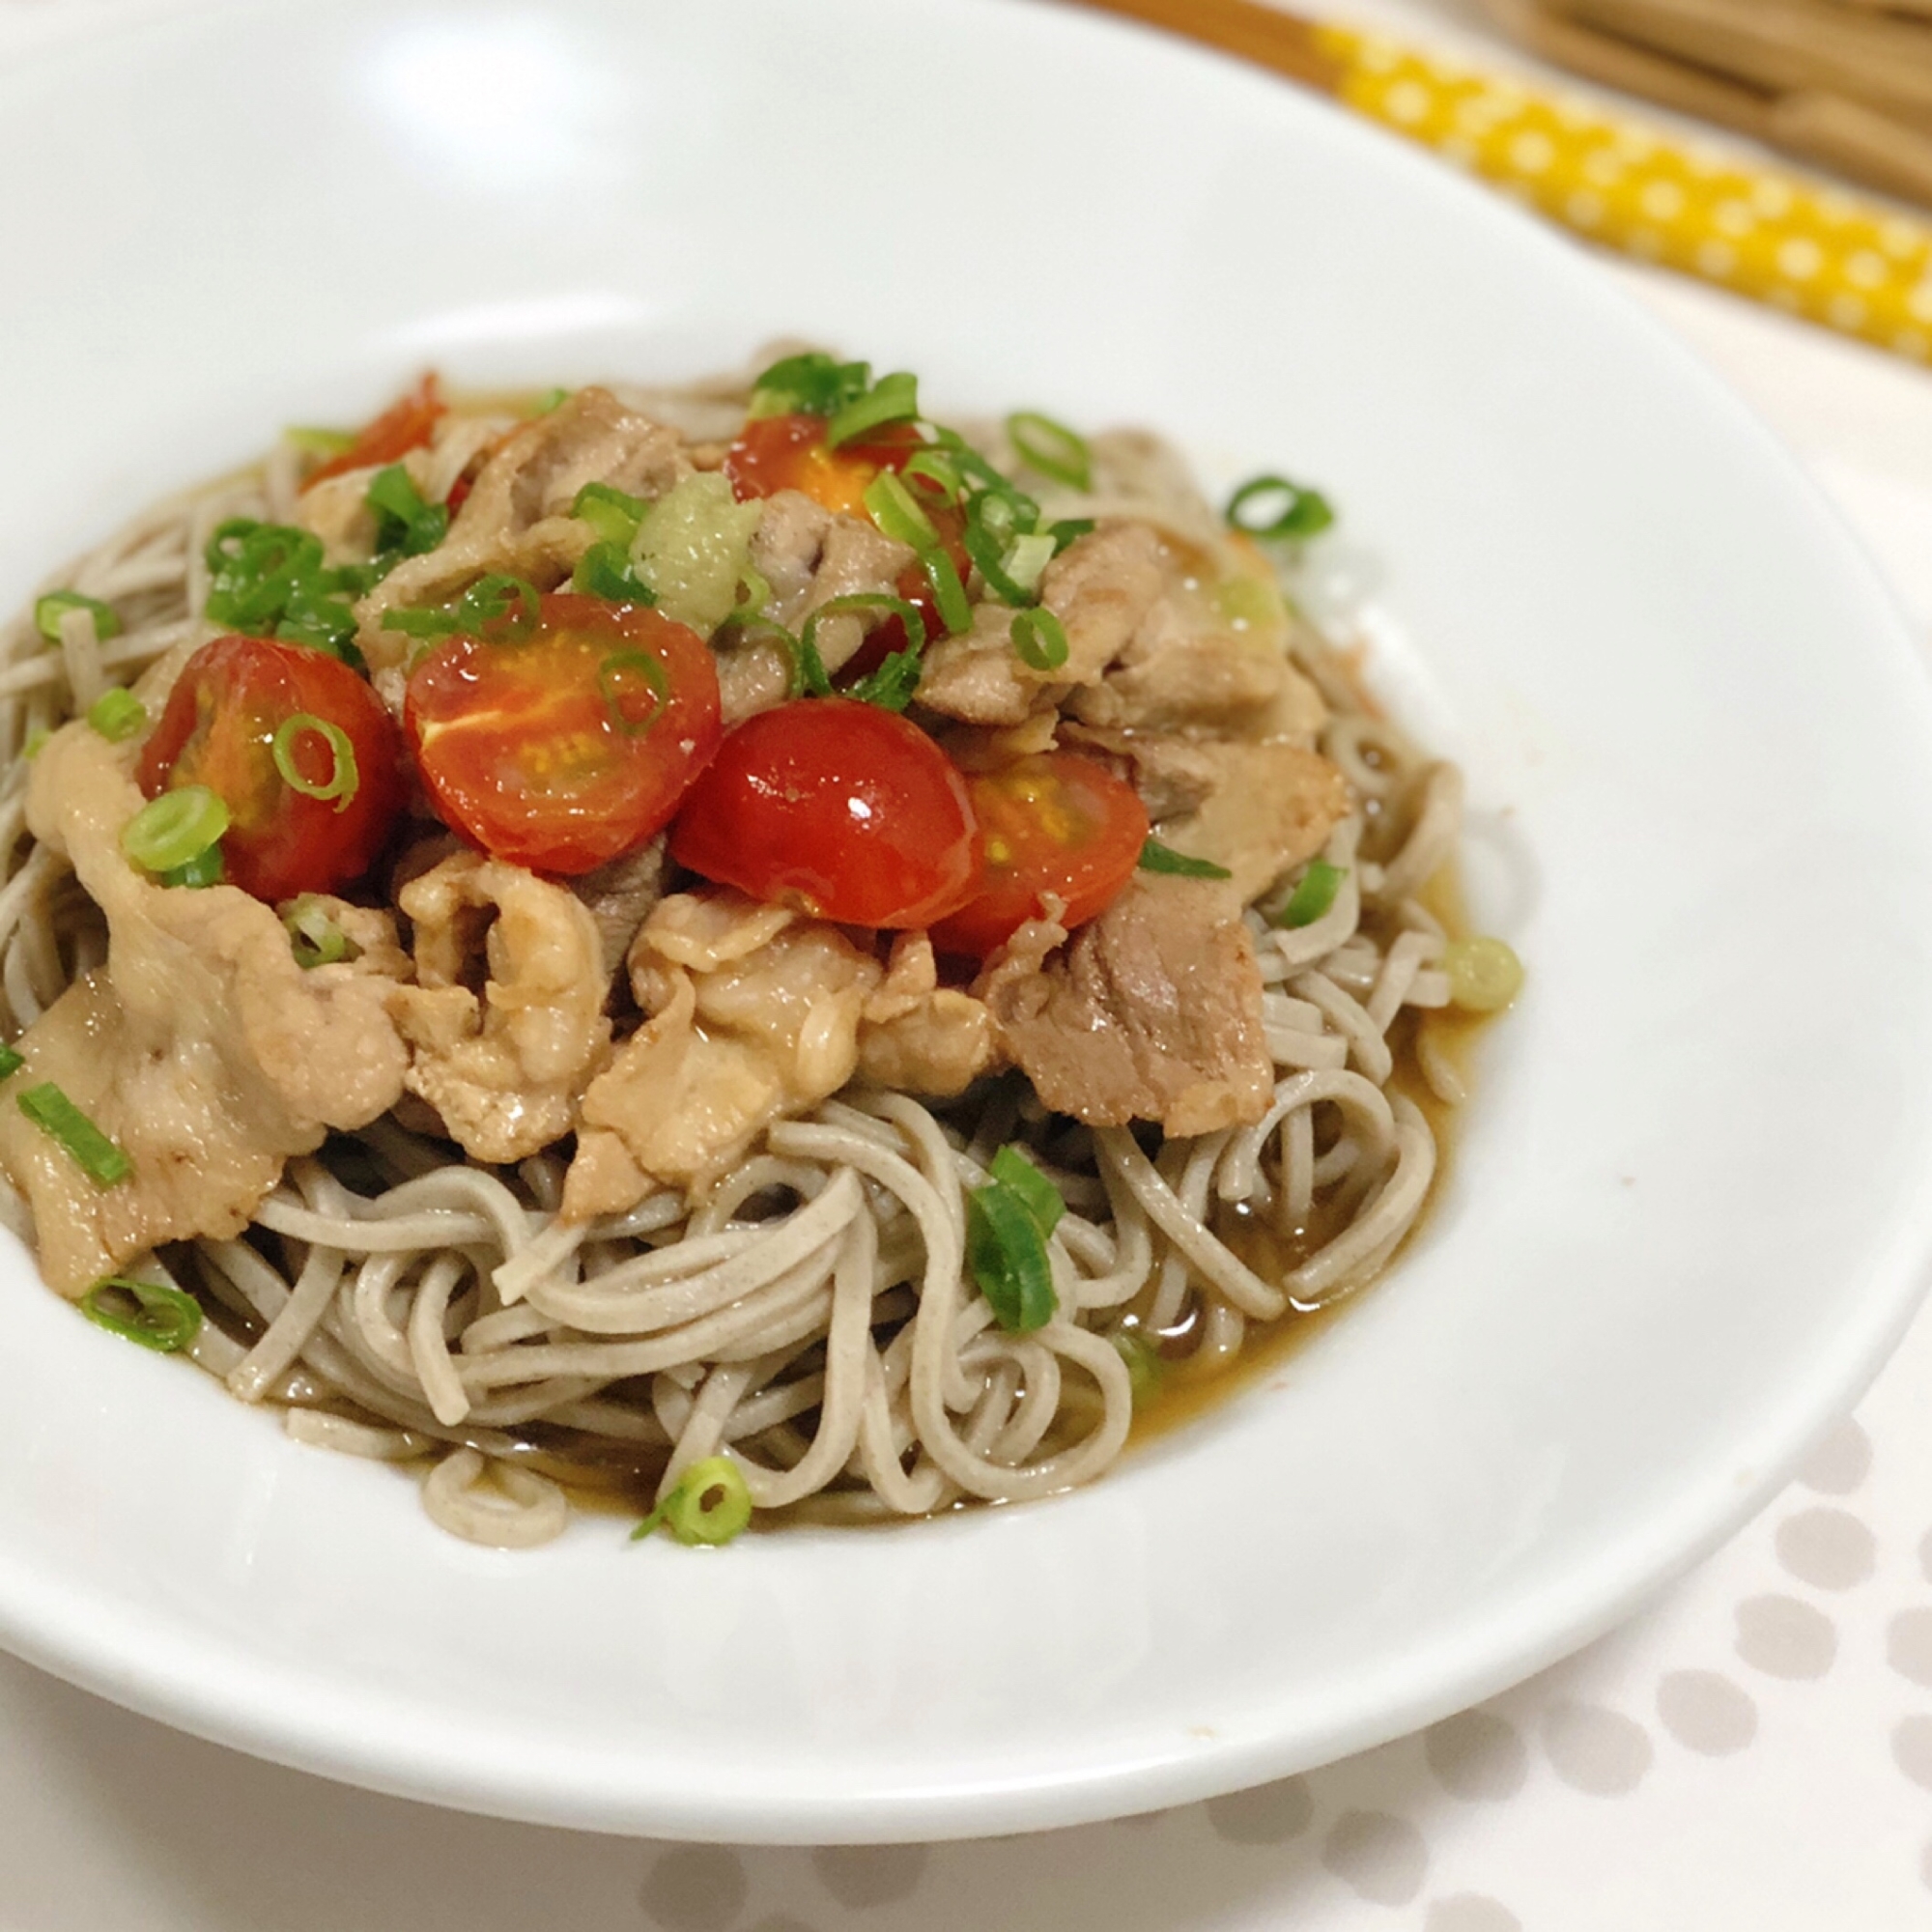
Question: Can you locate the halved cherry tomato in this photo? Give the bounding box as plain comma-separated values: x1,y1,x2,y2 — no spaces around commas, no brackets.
928,753,1150,960
668,699,981,928
405,593,721,876
137,635,406,902
301,373,445,492
724,412,924,517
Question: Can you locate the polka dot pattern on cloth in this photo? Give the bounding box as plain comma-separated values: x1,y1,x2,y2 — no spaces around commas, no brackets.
1318,26,1932,366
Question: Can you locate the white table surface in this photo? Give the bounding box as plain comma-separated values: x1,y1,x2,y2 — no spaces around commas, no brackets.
5,2,1932,1927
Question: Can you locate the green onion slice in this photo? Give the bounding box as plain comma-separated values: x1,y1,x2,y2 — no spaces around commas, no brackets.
284,425,356,457
826,370,919,449
0,1046,22,1079
922,549,972,638
364,464,448,557
1276,859,1346,928
271,714,358,810
799,594,928,683
1001,532,1057,600
161,846,225,889
462,573,542,643
121,786,229,874
988,1145,1065,1237
796,634,835,699
966,1164,1059,1334
81,1276,202,1353
34,589,122,646
747,351,872,422
87,688,147,743
18,1082,130,1186
1009,608,1069,672
1006,410,1093,492
597,650,668,735
572,481,648,549
572,541,657,606
21,727,48,761
863,471,939,552
1110,1325,1166,1407
897,449,963,505
530,386,570,416
380,605,465,641
1225,473,1336,541
284,894,355,968
1443,935,1525,1013
630,1454,754,1546
847,647,923,714
1138,838,1232,880
1047,516,1094,554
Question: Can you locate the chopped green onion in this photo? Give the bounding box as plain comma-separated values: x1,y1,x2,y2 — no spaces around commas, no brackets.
1138,838,1231,880
161,846,225,889
1001,532,1057,599
898,448,964,504
1047,516,1094,554
285,425,356,457
365,464,448,559
462,573,542,643
597,650,668,735
380,605,465,641
35,589,123,646
963,489,1045,604
1225,473,1336,541
1110,1325,1166,1407
21,727,48,760
284,894,354,968
1443,935,1525,1013
727,565,772,625
270,714,358,810
121,785,229,874
922,549,972,637
826,370,919,449
86,688,147,743
81,1276,202,1353
796,633,835,698
572,540,657,605
1006,411,1093,492
573,481,648,549
863,470,939,552
203,518,370,661
630,1454,754,1546
530,386,571,416
0,1046,22,1080
1276,859,1346,928
747,351,872,421
847,646,923,713
966,1152,1060,1334
1010,608,1069,672
18,1082,130,1186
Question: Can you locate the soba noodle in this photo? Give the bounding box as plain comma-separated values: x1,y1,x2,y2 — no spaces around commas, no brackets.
0,374,1496,1547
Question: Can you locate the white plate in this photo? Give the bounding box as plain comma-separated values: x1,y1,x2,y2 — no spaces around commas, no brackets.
2,0,1930,1845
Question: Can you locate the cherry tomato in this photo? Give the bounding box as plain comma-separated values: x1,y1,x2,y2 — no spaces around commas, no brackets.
724,412,923,516
137,636,406,902
928,753,1150,960
405,593,722,876
668,699,981,928
302,373,445,492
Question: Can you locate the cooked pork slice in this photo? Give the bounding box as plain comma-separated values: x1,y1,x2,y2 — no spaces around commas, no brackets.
985,874,1271,1137
1066,727,1350,902
389,852,613,1165
355,387,689,684
570,836,668,984
0,727,411,1293
916,521,1169,726
858,934,998,1096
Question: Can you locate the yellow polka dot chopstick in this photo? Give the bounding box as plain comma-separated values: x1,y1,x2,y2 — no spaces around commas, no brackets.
1062,0,1932,367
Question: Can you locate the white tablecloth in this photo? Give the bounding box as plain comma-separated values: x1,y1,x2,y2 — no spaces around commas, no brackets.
4,3,1932,1925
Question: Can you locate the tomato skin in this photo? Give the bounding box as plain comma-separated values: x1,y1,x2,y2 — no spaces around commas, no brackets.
668,700,982,929
137,636,406,902
928,753,1150,960
405,594,722,876
301,373,445,492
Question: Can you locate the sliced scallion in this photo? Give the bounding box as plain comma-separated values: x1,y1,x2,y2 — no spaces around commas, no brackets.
1276,859,1345,929
847,647,923,713
1006,410,1093,492
284,425,356,458
283,894,354,968
630,1454,754,1546
898,448,963,505
1225,473,1335,541
271,714,358,810
1138,838,1231,880
461,573,542,643
530,386,571,416
1110,1325,1166,1407
21,727,48,760
1443,935,1525,1013
86,688,146,743
365,463,448,558
825,370,919,449
0,1046,22,1079
863,470,939,552
1009,608,1069,672
35,590,123,646
747,351,871,421
572,541,657,605
798,595,928,707
597,650,668,735
161,846,225,889
922,549,972,637
18,1082,130,1186
1000,532,1057,600
121,786,229,875
81,1276,202,1353
573,481,648,549
966,1148,1062,1334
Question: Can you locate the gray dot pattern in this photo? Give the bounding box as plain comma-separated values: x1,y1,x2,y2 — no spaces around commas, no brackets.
1206,1776,1314,1845
1426,1897,1524,1932
1776,1507,1877,1590
639,1847,750,1932
1425,1710,1529,1803
1542,1700,1654,1796
1734,1593,1836,1679
1798,1418,1872,1495
1320,1809,1428,1906
1656,1670,1757,1755
1896,1716,1932,1793
1890,1609,1932,1689
810,1847,928,1910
